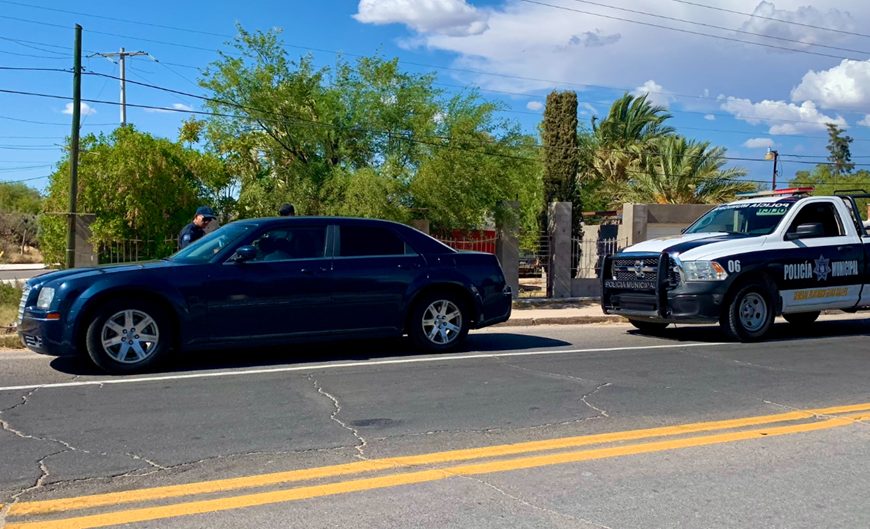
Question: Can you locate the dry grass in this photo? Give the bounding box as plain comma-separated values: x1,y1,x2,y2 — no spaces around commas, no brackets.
0,247,43,264
0,333,21,349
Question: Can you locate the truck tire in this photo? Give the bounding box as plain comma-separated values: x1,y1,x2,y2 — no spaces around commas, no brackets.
782,311,820,326
628,319,669,334
721,281,775,342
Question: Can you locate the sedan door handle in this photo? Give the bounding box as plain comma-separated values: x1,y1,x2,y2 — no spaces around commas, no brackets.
300,266,329,274
397,263,421,270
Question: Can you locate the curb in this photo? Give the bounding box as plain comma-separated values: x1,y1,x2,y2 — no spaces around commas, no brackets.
497,315,625,327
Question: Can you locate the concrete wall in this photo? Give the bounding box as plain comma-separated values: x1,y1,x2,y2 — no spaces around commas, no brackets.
617,203,715,246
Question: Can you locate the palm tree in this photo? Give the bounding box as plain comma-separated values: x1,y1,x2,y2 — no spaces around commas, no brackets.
584,93,674,204
627,136,755,204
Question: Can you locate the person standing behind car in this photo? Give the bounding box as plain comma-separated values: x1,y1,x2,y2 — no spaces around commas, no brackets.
178,206,216,249
278,203,295,216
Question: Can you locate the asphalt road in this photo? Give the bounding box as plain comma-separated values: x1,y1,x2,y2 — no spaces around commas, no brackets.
1,319,868,529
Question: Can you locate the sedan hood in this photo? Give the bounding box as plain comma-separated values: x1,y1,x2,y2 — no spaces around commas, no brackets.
28,260,175,287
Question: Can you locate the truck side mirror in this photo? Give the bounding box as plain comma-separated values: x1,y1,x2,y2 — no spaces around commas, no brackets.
785,223,825,241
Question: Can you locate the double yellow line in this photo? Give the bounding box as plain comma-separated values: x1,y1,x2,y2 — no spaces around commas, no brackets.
5,403,869,529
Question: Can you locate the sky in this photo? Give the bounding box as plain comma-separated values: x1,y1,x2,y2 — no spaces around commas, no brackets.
2,0,870,194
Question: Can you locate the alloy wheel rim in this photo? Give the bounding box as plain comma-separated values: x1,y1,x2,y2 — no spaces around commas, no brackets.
100,309,160,364
738,293,767,332
421,300,462,345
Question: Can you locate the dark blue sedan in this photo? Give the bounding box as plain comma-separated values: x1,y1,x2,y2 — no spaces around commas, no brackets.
17,217,512,374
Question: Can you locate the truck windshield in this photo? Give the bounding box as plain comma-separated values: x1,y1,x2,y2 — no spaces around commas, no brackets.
685,202,794,236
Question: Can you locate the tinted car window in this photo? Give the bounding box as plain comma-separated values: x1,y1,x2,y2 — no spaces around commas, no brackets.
786,202,843,237
338,226,409,257
252,226,327,261
170,223,255,264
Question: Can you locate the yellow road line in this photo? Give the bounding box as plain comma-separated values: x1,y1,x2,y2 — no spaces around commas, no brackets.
7,413,867,529
9,402,870,517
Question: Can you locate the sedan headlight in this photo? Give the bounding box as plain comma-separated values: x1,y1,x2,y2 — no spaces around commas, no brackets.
36,287,55,309
681,261,728,281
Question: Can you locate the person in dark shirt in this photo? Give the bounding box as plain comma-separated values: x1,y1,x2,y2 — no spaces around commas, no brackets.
278,203,295,216
178,206,216,249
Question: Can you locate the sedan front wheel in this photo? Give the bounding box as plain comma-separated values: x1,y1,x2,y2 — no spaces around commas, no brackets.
85,300,172,374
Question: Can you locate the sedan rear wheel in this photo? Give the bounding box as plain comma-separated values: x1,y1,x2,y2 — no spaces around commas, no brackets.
410,293,469,353
86,301,171,374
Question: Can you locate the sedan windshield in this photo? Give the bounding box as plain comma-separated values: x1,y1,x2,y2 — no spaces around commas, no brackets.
685,202,794,236
169,223,256,264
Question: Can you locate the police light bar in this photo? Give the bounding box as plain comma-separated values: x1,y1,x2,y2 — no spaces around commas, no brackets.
736,187,814,198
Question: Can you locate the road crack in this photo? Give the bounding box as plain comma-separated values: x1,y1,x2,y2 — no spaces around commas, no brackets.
457,473,613,528
308,374,368,459
500,362,611,419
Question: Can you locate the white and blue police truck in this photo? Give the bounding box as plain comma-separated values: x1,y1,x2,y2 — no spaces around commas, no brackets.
601,189,870,341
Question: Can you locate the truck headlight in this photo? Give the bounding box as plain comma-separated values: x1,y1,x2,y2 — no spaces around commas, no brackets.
682,261,728,281
36,287,55,309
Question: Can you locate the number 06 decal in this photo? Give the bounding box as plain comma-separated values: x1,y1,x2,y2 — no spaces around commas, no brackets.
727,260,741,273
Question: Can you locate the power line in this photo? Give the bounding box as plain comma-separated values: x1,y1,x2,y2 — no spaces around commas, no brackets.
517,0,858,61
672,0,870,40
564,0,870,56
0,114,113,127
0,174,49,183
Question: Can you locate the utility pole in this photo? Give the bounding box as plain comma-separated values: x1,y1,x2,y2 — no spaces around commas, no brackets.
66,24,82,270
765,148,779,190
94,47,147,126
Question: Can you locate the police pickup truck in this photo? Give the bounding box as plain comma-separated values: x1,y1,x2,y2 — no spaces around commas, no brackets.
601,189,870,341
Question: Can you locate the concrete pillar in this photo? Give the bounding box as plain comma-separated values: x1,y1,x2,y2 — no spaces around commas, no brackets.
617,203,647,247
74,214,96,268
495,201,519,299
548,201,572,299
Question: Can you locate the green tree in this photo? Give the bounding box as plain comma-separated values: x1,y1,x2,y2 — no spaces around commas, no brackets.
0,182,42,214
199,26,541,231
40,126,231,265
584,93,674,206
541,91,579,204
826,123,854,176
628,136,754,204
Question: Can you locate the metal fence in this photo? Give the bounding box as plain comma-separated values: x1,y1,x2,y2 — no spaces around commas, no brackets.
572,236,625,279
97,238,177,265
434,237,498,254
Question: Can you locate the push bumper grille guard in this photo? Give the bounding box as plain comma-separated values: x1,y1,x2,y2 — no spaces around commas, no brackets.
601,252,672,319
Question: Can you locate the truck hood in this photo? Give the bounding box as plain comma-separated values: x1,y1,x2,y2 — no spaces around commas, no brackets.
622,232,758,260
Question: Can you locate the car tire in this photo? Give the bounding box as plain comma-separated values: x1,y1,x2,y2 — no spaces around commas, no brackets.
409,292,469,353
782,311,820,326
628,319,669,334
85,300,172,374
721,281,775,342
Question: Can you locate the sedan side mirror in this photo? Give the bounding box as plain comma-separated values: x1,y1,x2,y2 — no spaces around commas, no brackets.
785,222,825,241
231,245,257,262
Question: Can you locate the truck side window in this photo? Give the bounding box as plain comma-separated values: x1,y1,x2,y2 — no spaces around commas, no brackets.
786,202,843,238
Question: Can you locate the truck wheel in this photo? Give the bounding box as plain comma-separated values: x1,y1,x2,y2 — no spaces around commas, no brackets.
409,292,469,353
628,319,669,334
722,282,774,342
85,300,172,374
782,311,820,326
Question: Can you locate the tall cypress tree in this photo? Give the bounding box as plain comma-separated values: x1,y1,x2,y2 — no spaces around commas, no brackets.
541,91,581,293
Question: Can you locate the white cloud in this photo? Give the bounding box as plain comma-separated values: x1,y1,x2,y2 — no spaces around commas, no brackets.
720,97,846,135
741,1,856,48
144,103,195,114
704,114,716,121
743,138,774,149
859,115,870,127
526,101,543,111
632,80,670,108
568,29,620,48
791,59,870,110
354,0,488,36
579,102,597,116
63,102,96,116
